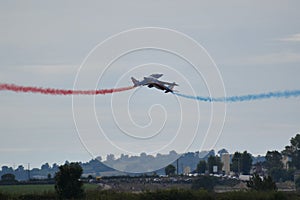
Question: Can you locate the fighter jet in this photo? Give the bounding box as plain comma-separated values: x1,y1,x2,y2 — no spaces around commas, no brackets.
131,74,178,93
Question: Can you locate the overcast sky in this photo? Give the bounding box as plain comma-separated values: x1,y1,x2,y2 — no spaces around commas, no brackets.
1,1,300,169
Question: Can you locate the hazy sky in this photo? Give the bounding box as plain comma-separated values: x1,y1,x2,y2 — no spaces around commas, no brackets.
1,1,300,169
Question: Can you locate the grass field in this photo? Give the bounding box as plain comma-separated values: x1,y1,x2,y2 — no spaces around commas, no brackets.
1,185,300,200
0,184,98,195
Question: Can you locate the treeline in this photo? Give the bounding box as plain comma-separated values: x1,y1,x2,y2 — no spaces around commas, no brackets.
2,133,300,184
0,150,215,181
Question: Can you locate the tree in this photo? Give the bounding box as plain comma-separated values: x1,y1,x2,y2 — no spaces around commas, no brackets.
105,154,115,165
231,151,252,175
0,173,18,184
231,152,242,173
165,164,176,176
268,168,294,182
41,163,50,171
54,162,84,199
16,165,24,172
265,151,283,170
247,173,277,191
1,173,15,181
52,163,59,171
207,155,222,173
241,151,252,175
264,150,285,182
196,160,207,174
218,148,228,155
282,134,300,169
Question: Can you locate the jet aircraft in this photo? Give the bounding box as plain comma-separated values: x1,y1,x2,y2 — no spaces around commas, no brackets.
131,74,178,93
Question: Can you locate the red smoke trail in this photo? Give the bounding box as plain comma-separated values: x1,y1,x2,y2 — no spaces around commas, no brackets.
0,83,135,95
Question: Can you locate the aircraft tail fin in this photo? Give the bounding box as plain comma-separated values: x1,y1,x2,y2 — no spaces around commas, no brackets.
131,77,139,87
164,83,177,93
168,83,177,90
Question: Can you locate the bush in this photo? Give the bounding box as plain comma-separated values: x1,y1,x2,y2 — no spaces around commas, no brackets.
247,174,277,191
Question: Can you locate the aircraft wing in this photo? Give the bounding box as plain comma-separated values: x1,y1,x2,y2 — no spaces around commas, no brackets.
149,74,163,79
156,80,178,86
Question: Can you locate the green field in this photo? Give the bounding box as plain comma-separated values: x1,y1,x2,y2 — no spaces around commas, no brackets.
1,185,300,200
0,184,98,195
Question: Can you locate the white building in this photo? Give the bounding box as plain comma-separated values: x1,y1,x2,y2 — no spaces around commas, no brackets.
221,153,230,175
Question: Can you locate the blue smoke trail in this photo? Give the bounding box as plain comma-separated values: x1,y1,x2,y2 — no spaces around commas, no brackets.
174,90,300,103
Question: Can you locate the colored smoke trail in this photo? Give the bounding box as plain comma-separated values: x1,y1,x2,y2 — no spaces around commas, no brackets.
174,90,300,102
2,83,300,102
0,83,135,95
